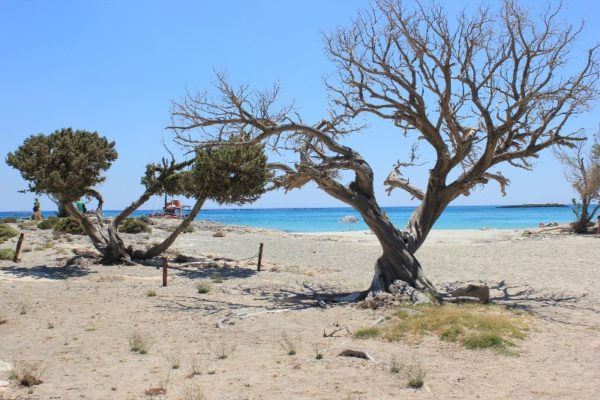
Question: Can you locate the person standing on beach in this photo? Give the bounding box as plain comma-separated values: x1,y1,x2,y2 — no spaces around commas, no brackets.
32,197,42,221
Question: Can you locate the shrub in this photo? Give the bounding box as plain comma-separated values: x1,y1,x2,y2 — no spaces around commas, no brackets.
129,331,150,354
196,281,211,294
9,361,43,387
53,217,85,235
353,327,380,339
118,218,151,234
37,216,59,230
462,333,505,349
0,223,18,244
281,333,298,356
0,249,15,260
0,217,18,223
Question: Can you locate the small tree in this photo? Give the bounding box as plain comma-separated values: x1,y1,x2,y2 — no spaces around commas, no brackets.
7,128,269,263
169,0,599,297
556,133,600,233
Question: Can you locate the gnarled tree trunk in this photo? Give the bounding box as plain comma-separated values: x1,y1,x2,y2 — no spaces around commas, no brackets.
134,198,205,259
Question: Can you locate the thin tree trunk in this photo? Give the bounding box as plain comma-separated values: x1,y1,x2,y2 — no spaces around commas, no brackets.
573,198,589,233
63,203,107,253
135,198,205,259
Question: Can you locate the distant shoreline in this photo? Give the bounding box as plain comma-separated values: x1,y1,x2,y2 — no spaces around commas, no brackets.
496,203,567,209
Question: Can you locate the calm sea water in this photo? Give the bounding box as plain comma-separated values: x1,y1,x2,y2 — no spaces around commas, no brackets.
0,206,576,232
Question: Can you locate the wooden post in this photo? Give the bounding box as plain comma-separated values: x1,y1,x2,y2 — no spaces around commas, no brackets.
13,233,25,263
257,242,264,271
162,257,168,287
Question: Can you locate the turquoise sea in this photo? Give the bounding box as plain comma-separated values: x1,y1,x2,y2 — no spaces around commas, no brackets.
0,206,576,232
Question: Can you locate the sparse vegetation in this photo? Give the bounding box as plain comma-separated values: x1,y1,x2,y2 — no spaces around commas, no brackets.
213,343,234,360
406,362,426,389
0,217,18,223
358,303,527,351
196,281,211,294
182,384,206,400
188,358,203,377
0,248,15,260
168,354,180,369
9,361,43,387
35,240,54,251
313,343,324,360
281,333,298,356
0,223,18,244
129,331,150,354
353,327,380,339
210,274,223,283
47,322,54,329
390,356,400,374
146,289,157,297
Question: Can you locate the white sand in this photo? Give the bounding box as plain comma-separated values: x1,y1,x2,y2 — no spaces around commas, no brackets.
0,220,598,399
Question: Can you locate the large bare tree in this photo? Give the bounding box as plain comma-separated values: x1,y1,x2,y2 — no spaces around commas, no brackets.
169,0,599,297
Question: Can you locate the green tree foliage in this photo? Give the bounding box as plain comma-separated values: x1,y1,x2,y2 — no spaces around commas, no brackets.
143,134,270,204
7,129,270,263
189,138,270,204
6,128,117,203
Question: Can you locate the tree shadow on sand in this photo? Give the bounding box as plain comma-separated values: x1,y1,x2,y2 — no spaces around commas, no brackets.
486,280,598,326
154,279,353,317
173,264,257,281
0,264,95,280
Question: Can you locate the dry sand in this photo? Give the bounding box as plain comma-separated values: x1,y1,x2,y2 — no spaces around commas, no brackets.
0,219,599,399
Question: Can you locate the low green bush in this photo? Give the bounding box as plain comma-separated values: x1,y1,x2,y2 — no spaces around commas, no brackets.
118,218,151,234
0,217,18,223
53,217,85,235
0,224,19,244
0,248,15,260
37,216,59,230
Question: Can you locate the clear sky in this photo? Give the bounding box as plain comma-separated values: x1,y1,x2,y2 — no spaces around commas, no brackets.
1,0,599,212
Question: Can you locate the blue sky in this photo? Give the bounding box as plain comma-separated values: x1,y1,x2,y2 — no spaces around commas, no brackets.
1,0,599,212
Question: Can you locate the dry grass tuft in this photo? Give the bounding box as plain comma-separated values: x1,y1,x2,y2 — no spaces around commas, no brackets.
281,333,299,356
353,326,380,339
196,281,211,294
129,331,150,354
182,384,206,400
9,361,43,387
362,303,528,351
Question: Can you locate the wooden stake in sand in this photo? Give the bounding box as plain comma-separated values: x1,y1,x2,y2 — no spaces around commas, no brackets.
162,257,168,287
257,242,264,271
13,233,25,263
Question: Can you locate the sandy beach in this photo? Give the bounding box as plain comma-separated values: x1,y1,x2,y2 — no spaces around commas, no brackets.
0,219,599,399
